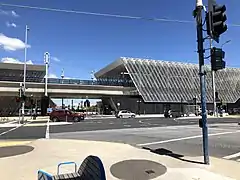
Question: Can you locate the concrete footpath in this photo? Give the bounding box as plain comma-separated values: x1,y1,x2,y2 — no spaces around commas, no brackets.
0,139,239,180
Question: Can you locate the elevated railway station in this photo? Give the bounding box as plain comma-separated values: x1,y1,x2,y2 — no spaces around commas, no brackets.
1,56,240,116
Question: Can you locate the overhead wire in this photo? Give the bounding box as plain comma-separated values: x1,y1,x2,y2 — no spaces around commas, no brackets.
0,3,199,24
1,3,240,27
2,2,240,27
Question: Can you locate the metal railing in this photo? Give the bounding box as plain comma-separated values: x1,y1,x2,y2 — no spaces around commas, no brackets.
46,78,134,87
0,76,135,87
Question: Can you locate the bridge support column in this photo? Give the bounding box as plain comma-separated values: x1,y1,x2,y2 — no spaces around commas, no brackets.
41,96,49,116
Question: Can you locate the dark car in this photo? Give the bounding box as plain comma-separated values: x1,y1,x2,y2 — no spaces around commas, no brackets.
50,109,85,122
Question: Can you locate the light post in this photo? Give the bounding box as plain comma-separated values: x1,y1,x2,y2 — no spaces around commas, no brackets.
211,39,231,117
61,68,64,108
117,103,120,111
22,25,30,124
91,70,95,85
44,52,50,97
137,99,141,115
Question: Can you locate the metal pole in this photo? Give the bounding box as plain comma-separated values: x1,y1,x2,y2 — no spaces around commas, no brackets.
44,52,50,97
22,25,29,124
71,99,74,110
211,50,217,117
19,82,22,124
208,0,217,117
195,0,209,165
61,68,64,109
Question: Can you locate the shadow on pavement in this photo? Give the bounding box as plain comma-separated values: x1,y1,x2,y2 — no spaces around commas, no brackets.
142,147,205,165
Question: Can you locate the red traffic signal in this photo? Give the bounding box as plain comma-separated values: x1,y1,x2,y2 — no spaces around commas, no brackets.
16,97,21,103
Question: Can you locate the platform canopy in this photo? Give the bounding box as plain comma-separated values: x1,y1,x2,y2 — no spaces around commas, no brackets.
95,57,240,103
0,62,45,82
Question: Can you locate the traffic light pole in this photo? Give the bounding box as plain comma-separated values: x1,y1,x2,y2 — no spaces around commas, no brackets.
210,39,217,117
22,25,29,124
194,0,210,165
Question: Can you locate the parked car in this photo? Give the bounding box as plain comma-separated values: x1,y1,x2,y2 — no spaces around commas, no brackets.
170,110,183,118
115,110,135,118
50,109,85,122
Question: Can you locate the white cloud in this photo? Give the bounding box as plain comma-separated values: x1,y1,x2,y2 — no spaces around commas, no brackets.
0,33,30,51
51,56,60,62
1,57,33,64
0,10,19,17
11,11,19,17
6,22,17,28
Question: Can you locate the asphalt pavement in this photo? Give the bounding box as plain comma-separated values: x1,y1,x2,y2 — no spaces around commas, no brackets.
0,116,240,162
50,117,239,133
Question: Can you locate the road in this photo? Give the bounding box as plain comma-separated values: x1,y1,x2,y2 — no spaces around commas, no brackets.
0,116,240,162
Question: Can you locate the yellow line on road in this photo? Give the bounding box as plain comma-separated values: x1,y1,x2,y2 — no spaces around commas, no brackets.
0,141,32,147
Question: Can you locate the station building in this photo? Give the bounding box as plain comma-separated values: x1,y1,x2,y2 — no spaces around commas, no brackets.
0,57,240,116
95,57,240,114
0,62,55,116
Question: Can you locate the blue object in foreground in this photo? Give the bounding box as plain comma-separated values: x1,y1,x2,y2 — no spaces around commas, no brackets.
38,155,106,180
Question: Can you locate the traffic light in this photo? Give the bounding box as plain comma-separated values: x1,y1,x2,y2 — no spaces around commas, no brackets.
199,119,203,128
86,100,90,107
30,98,34,106
84,100,90,107
17,87,26,102
211,47,226,71
206,4,227,43
87,100,90,107
193,97,197,105
215,91,219,101
16,97,21,103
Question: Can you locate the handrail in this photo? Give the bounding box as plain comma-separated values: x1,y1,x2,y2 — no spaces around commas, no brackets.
0,77,135,87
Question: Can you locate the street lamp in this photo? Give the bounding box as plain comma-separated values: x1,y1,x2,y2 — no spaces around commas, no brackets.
61,68,64,108
91,70,95,84
44,52,50,97
22,25,30,124
137,99,141,115
117,103,120,111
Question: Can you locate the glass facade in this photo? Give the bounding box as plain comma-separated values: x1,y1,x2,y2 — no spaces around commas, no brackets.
122,57,240,103
0,69,45,82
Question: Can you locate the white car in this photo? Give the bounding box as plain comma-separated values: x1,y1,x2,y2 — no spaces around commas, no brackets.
116,110,136,118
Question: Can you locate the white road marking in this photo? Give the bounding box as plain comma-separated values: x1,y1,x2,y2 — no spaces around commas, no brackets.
137,130,240,146
0,120,33,136
45,118,50,139
223,152,240,160
124,125,131,127
0,124,21,128
173,118,178,122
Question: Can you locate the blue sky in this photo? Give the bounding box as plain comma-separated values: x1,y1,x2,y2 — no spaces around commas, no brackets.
0,0,239,105
1,0,239,79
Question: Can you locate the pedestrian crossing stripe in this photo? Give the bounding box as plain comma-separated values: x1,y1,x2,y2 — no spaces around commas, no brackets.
25,122,73,127
223,152,240,161
0,122,73,127
0,141,32,147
